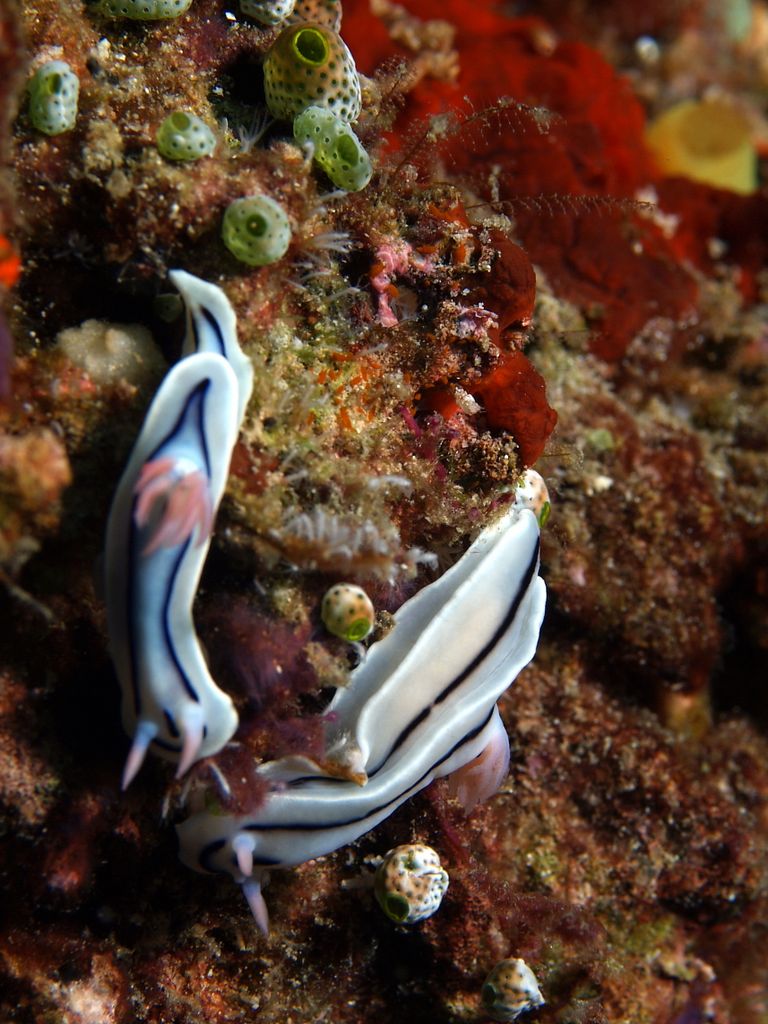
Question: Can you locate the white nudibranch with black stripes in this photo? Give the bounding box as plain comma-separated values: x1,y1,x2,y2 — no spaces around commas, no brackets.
105,271,253,789
176,498,546,934
105,270,547,934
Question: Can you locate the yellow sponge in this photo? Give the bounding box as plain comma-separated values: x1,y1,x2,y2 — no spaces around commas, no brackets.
645,98,757,195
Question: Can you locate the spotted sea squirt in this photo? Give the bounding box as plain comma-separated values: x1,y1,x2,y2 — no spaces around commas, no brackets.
28,61,79,136
321,583,375,641
99,0,193,18
374,844,450,924
156,112,216,162
221,195,292,266
263,22,361,123
239,0,296,25
294,105,372,191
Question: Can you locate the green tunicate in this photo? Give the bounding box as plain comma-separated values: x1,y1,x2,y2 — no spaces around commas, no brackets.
99,0,192,19
28,61,79,136
294,106,372,192
383,894,410,923
263,23,361,124
481,959,545,1022
156,112,216,161
321,583,375,641
240,0,295,25
221,195,291,266
585,427,615,451
291,0,341,31
724,0,752,40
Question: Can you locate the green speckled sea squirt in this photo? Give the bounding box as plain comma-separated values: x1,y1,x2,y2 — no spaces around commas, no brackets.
221,195,291,266
294,106,372,191
99,0,192,18
28,61,79,136
156,112,216,161
374,844,449,924
321,583,375,642
240,0,296,24
481,958,545,1022
263,23,361,123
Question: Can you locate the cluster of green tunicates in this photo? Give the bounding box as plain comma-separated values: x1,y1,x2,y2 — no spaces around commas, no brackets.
221,195,291,266
294,105,371,191
263,23,361,123
240,0,295,24
99,0,192,18
28,61,79,136
156,112,216,161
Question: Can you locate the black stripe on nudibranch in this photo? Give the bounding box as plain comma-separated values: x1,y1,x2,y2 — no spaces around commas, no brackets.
201,306,226,357
434,537,540,707
199,840,281,874
190,311,200,354
151,735,183,753
238,708,495,837
382,536,540,768
164,709,180,738
144,378,210,465
195,377,212,478
161,537,201,704
199,838,227,873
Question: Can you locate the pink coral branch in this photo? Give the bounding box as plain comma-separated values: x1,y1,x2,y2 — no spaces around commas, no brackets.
371,241,413,327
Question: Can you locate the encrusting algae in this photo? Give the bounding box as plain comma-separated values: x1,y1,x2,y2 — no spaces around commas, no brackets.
1,0,768,1022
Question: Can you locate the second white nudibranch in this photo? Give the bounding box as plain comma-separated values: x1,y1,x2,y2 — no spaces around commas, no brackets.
105,272,253,788
176,502,546,933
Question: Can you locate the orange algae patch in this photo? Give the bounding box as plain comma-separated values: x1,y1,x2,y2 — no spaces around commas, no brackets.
440,29,697,362
0,236,21,289
519,208,700,362
654,180,768,302
337,406,353,431
465,231,537,339
427,201,470,227
345,7,717,362
322,352,384,431
421,387,460,421
470,350,557,466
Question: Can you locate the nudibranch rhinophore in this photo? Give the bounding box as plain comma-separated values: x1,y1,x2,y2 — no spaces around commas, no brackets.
176,501,546,933
105,271,253,789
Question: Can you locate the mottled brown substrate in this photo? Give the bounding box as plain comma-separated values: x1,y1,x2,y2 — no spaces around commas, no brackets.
1,1,767,1023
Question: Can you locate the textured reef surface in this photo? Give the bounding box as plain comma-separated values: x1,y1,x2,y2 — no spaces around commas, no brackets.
1,0,767,1021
